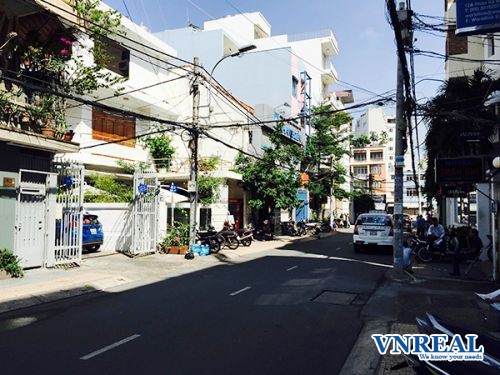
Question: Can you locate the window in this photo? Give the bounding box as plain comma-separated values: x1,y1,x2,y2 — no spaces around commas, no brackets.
371,165,381,175
487,34,495,57
92,108,136,147
353,166,368,175
389,156,394,160
353,152,366,161
372,181,382,189
292,76,299,97
100,37,130,77
389,128,394,133
389,147,393,151
371,152,383,160
406,188,418,197
390,174,394,180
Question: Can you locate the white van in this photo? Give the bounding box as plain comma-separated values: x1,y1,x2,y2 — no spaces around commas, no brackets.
353,212,394,252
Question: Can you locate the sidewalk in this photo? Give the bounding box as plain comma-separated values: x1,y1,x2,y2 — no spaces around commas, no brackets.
0,233,323,314
341,253,500,375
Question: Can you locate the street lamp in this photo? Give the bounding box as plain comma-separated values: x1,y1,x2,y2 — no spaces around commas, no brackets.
209,44,257,78
207,44,257,117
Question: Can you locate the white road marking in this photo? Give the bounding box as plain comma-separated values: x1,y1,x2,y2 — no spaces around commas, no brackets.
286,266,298,271
80,334,141,360
229,286,251,296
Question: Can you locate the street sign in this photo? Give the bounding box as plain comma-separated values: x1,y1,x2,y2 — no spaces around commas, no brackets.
138,183,148,195
170,182,177,193
456,0,500,35
187,181,196,192
442,184,472,198
395,155,405,167
435,157,485,183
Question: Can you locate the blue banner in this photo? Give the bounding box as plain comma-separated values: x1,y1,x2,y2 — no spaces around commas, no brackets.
456,0,500,35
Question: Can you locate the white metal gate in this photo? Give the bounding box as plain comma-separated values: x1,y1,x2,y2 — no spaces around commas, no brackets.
14,170,52,268
49,158,84,267
131,170,159,256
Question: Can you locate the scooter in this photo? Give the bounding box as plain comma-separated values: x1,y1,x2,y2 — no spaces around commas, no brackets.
197,226,221,253
254,220,274,241
416,235,450,263
236,224,254,247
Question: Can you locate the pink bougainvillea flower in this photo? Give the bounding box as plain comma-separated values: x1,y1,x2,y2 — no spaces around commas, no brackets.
60,49,70,56
60,37,72,46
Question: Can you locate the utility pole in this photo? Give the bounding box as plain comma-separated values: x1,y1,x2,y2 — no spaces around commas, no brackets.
189,57,200,247
388,1,412,276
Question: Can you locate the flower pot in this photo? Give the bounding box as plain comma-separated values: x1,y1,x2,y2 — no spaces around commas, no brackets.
63,130,75,142
179,245,189,255
169,246,180,254
40,127,56,138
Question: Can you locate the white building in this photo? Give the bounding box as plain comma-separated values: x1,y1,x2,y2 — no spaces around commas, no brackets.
351,108,396,212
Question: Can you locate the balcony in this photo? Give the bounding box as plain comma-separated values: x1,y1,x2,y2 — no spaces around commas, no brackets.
288,29,339,56
321,60,338,85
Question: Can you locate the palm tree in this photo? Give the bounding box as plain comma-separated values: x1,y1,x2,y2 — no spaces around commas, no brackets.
421,70,499,200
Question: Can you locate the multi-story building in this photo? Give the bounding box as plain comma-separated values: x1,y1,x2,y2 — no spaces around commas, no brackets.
351,108,396,213
444,0,499,242
156,12,347,223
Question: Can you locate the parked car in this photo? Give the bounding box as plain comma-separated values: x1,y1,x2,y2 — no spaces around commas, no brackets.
56,213,104,252
82,214,104,252
353,212,393,252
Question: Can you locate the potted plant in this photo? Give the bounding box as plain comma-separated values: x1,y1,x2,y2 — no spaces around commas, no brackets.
160,222,190,254
142,127,175,173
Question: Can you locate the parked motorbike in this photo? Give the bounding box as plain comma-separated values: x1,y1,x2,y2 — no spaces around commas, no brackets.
296,220,307,236
236,224,254,247
282,221,298,236
416,235,450,263
197,226,221,253
217,227,239,250
254,220,274,241
314,221,332,234
408,234,429,263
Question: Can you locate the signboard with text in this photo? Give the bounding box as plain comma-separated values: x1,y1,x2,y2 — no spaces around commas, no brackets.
435,157,484,183
456,0,500,35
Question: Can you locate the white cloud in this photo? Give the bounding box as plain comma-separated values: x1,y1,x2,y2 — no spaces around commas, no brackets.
360,27,379,40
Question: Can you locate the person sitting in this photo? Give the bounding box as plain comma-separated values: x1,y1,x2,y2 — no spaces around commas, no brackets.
427,217,445,249
466,228,483,259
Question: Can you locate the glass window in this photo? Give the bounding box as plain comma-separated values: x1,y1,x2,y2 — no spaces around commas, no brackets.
371,152,383,160
356,215,392,226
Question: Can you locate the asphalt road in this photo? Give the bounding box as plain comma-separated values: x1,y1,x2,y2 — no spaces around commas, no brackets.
0,232,392,375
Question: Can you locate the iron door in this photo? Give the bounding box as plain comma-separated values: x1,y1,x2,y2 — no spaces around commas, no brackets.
15,188,47,268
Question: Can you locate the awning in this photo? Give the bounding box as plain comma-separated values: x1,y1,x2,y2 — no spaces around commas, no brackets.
33,0,81,27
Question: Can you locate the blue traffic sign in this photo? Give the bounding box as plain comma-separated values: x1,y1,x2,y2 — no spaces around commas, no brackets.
138,183,148,195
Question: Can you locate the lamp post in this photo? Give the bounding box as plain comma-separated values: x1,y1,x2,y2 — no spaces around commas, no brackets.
207,44,256,117
188,45,257,247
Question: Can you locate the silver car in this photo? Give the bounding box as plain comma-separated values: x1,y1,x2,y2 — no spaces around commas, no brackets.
353,212,394,252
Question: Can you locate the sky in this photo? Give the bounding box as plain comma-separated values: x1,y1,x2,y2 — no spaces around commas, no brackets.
103,0,446,121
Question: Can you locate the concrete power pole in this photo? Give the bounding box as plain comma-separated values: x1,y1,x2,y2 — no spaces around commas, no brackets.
392,2,410,276
189,57,200,247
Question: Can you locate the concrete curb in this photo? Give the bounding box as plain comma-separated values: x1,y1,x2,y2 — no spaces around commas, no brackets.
339,320,390,375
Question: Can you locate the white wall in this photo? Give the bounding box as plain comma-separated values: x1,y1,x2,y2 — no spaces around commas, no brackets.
83,203,132,252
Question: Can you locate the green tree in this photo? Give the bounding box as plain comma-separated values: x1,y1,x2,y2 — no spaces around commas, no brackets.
302,104,352,216
235,122,303,212
421,70,499,200
141,127,175,170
